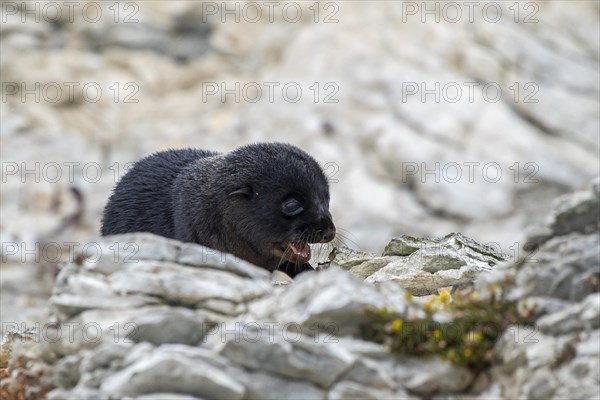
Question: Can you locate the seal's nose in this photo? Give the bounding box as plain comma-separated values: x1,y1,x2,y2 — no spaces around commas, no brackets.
319,226,336,243
315,216,336,243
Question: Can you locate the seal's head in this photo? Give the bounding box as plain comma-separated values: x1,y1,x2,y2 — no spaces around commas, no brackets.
218,143,336,270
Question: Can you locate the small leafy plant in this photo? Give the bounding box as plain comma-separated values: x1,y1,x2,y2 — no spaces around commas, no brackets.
361,285,535,371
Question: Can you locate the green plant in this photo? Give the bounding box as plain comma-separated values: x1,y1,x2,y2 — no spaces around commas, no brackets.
360,286,535,371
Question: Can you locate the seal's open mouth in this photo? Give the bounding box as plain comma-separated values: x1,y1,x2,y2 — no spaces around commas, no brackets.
273,241,311,263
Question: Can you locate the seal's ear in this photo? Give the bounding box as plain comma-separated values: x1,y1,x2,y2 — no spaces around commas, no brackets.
228,186,253,199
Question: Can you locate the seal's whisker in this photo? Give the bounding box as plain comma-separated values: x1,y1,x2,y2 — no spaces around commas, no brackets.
334,232,361,250
335,230,361,247
277,247,289,269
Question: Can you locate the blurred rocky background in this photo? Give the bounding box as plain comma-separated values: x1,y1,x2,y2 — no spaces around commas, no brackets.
1,1,599,337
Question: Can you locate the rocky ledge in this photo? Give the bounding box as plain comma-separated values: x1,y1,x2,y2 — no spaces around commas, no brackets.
1,179,598,399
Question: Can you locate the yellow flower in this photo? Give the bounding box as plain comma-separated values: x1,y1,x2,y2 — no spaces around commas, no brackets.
438,288,451,303
433,329,441,339
463,348,472,358
423,296,437,312
391,319,403,331
465,331,484,344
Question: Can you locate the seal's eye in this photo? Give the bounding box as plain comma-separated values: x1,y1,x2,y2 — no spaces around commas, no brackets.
282,198,304,216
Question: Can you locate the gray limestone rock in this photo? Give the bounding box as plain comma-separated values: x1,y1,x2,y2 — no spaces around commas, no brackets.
100,344,245,399
537,293,600,335
53,355,81,389
550,189,600,236
343,357,396,390
330,233,507,295
212,323,355,388
393,357,473,395
134,394,202,400
515,233,599,300
240,370,325,400
10,182,600,399
328,381,407,400
247,268,397,335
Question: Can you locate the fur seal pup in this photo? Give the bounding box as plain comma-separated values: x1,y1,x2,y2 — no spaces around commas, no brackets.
101,143,336,277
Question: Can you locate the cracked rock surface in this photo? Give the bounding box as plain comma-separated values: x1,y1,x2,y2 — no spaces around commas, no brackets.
1,180,597,399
